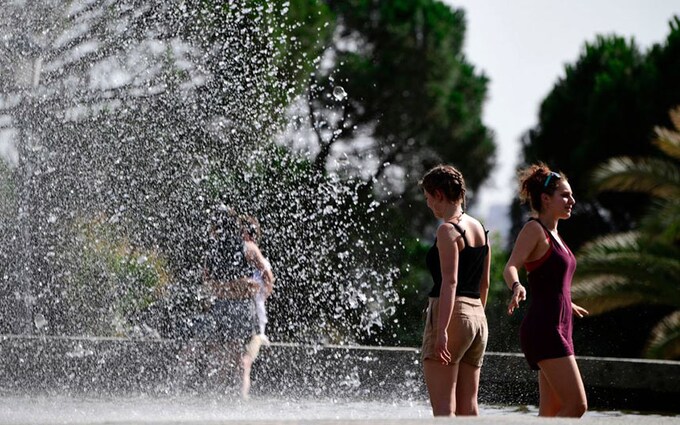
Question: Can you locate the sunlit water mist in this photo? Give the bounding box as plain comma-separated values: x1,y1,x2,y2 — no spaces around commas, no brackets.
0,0,400,392
0,396,435,423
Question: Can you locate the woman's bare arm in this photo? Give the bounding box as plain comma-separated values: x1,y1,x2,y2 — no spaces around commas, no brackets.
480,243,491,308
503,222,544,315
435,223,461,364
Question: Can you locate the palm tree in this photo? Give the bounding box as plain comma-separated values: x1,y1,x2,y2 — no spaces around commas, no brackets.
572,106,680,360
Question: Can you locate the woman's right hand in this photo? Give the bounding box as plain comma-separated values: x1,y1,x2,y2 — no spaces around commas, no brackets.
435,331,451,365
507,284,526,315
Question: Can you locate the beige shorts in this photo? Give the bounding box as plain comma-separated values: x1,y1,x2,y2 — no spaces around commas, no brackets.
421,296,488,367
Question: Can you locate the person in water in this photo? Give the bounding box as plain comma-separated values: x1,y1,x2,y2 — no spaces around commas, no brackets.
236,214,274,399
503,163,588,417
203,206,274,398
419,164,491,416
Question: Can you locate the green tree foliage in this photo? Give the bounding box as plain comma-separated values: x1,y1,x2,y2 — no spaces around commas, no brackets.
517,17,680,249
373,238,430,347
190,0,334,126
283,0,494,219
60,217,170,337
296,0,496,345
573,107,680,359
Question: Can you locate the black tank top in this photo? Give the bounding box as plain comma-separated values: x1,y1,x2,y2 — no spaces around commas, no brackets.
426,221,489,298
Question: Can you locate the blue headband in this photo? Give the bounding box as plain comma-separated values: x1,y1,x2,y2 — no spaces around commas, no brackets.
543,172,560,188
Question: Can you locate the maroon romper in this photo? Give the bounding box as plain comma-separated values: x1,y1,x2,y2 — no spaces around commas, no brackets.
520,220,577,370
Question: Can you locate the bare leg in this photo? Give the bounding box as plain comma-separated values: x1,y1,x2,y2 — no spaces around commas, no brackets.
241,353,253,399
538,369,561,416
423,359,458,416
455,362,481,416
537,356,588,417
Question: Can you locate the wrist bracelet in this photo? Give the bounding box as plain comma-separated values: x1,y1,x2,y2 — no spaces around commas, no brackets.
511,281,520,291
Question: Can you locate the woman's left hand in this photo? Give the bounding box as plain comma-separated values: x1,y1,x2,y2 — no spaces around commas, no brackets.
572,302,589,318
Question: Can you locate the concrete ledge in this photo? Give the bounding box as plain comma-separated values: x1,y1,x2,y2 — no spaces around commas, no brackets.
1,335,678,413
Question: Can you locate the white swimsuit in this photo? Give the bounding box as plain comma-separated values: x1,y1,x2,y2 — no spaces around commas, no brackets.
253,258,271,335
245,243,271,336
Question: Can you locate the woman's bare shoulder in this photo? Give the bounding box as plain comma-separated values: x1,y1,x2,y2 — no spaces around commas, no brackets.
463,214,485,231
436,222,462,240
461,214,487,243
517,220,544,241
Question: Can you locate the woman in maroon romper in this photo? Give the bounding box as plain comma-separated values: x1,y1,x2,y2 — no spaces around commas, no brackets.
503,163,589,417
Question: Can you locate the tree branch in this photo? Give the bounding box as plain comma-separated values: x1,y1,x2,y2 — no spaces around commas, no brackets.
309,80,349,175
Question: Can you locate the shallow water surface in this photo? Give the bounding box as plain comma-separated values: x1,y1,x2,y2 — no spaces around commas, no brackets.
0,395,513,423
1,395,669,424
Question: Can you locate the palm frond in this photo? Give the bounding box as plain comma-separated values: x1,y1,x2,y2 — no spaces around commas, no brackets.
639,200,680,245
581,106,680,360
573,232,680,312
572,274,650,314
643,310,680,360
653,106,680,159
578,231,639,255
577,250,680,283
653,127,680,160
592,157,680,198
577,232,679,284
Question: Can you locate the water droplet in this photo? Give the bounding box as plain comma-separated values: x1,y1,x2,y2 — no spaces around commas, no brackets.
332,86,347,101
33,313,47,330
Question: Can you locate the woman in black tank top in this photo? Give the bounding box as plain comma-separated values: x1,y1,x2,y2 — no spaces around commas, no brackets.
419,165,491,417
